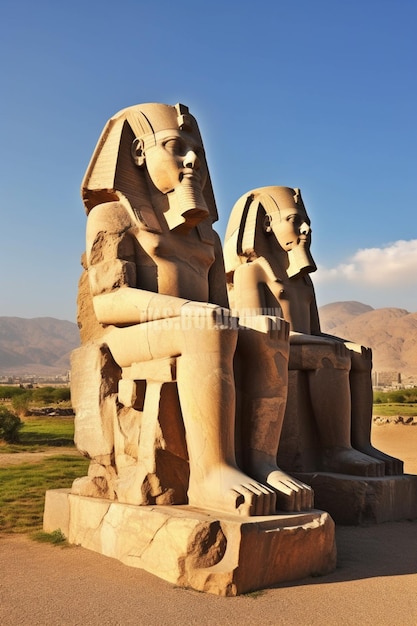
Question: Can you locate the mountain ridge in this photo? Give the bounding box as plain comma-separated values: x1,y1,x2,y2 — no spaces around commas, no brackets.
0,303,416,380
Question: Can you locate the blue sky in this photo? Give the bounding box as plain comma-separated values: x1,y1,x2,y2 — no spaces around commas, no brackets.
1,0,416,321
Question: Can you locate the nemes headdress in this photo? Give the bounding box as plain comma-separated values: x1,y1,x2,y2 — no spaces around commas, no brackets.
224,186,307,274
81,103,218,230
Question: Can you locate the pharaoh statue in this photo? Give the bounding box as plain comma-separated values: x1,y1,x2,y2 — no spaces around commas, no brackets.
224,186,403,477
71,104,312,516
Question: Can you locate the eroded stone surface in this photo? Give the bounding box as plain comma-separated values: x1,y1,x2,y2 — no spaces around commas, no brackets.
44,489,336,596
294,472,417,525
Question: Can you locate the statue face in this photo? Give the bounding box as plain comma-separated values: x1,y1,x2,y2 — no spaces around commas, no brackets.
269,205,316,278
270,206,311,252
141,129,208,195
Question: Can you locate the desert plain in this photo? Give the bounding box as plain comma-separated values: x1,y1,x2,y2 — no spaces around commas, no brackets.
0,422,416,626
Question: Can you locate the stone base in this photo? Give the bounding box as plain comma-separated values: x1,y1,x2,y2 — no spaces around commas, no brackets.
43,490,336,596
294,473,417,525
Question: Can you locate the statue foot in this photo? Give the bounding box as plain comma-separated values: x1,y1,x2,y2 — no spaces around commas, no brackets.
188,465,276,516
248,464,314,511
264,468,314,511
353,443,404,475
320,447,385,477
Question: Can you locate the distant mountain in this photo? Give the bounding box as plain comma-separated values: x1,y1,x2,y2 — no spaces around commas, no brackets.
0,317,79,376
319,301,374,330
318,302,417,382
0,305,416,381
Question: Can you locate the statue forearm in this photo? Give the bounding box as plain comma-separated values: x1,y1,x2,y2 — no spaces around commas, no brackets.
92,289,190,325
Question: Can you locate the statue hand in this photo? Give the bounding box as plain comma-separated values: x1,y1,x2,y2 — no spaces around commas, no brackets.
180,301,233,329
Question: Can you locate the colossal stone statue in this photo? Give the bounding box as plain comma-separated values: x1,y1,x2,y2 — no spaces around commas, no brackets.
224,186,403,477
71,105,312,515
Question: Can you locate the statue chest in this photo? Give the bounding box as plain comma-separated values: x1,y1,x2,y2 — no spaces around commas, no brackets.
267,276,315,333
134,228,215,299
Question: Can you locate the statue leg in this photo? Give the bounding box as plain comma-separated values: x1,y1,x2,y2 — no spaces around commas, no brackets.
302,341,385,477
237,315,313,511
349,346,404,475
176,317,276,516
106,318,276,514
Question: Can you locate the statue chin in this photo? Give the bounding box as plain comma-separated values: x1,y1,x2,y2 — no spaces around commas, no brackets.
286,242,317,279
165,179,209,232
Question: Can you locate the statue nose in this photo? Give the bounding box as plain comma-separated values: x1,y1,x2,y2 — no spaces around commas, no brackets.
300,222,310,235
183,150,199,169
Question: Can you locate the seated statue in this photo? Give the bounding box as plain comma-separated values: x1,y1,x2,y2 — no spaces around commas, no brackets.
71,104,312,515
224,186,403,477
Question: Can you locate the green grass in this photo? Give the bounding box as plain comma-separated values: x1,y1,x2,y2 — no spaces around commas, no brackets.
0,416,75,453
372,403,417,417
0,455,89,534
32,528,68,545
0,415,88,535
0,400,413,538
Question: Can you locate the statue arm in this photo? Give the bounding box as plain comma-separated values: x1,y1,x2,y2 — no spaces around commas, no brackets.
290,331,338,345
208,230,230,309
233,262,268,314
309,284,322,335
299,284,368,354
305,278,361,348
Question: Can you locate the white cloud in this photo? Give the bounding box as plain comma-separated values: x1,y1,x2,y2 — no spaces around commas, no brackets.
313,240,417,311
315,240,417,287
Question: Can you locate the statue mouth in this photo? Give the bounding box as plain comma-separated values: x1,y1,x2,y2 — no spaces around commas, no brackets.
179,170,201,185
286,235,309,248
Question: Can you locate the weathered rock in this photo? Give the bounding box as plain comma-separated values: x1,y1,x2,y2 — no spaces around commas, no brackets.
293,472,417,524
44,489,336,596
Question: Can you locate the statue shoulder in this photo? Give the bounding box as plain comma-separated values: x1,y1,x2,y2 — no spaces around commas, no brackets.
235,256,280,284
234,258,269,285
86,201,133,235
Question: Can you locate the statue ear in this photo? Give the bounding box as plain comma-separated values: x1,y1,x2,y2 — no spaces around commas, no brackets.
263,214,272,234
131,138,146,167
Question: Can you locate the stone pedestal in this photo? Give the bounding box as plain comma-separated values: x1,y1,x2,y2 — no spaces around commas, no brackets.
294,473,417,525
43,489,336,596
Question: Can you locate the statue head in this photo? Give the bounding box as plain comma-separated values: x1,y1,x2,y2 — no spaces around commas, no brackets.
81,103,218,233
224,186,317,279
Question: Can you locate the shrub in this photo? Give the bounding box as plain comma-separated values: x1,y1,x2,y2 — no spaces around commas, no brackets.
11,392,30,417
32,386,55,404
0,406,23,443
0,386,27,400
52,387,71,403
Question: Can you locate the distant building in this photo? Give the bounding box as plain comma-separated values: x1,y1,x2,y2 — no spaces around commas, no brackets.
372,371,402,388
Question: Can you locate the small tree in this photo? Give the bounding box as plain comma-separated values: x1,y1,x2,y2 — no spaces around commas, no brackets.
11,392,30,417
0,406,23,443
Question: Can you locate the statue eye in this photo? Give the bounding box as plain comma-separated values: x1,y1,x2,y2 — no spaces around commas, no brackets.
163,138,185,154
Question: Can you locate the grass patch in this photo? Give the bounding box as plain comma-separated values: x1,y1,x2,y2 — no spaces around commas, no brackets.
0,416,75,453
0,455,89,534
372,403,417,418
243,589,266,599
32,528,68,545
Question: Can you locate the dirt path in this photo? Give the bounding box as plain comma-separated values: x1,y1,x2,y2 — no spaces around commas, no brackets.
1,521,417,626
0,447,81,466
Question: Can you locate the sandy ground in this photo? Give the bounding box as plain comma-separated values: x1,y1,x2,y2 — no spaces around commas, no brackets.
0,425,416,626
372,422,417,474
0,446,79,466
